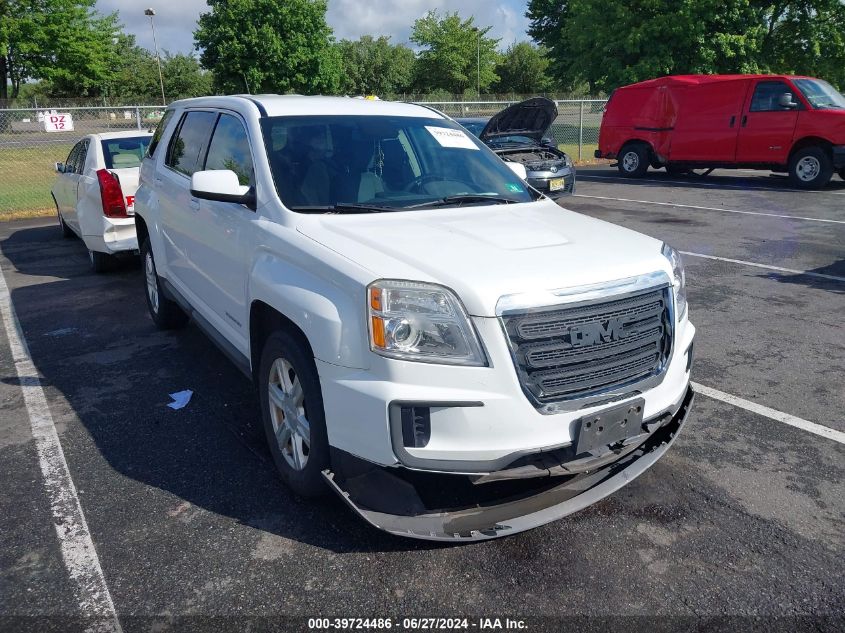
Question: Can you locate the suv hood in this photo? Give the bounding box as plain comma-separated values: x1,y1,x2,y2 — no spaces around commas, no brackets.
480,97,558,142
296,201,671,317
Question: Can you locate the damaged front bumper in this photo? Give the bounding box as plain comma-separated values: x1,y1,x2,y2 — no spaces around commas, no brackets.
324,385,695,541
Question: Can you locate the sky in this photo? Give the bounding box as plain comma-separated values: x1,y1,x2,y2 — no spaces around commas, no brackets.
95,0,533,56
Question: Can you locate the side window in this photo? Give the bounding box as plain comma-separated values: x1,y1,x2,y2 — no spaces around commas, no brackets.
166,111,217,177
750,81,799,112
147,109,175,158
204,114,254,186
65,141,83,174
75,139,89,175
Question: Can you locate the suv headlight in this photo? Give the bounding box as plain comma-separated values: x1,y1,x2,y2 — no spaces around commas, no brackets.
367,280,487,366
662,243,687,320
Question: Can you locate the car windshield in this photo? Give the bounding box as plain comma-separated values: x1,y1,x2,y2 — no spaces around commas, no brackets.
794,79,845,110
101,136,151,169
260,115,536,212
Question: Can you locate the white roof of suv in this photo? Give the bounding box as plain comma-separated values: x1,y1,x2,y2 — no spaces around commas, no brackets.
170,95,443,119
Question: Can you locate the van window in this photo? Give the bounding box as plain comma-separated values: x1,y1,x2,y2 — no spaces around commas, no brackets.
166,111,217,177
749,81,799,112
204,114,254,186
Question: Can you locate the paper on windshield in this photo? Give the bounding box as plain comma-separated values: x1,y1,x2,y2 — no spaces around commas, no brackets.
425,126,479,150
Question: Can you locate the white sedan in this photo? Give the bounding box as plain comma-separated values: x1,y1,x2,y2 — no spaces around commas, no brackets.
51,130,152,272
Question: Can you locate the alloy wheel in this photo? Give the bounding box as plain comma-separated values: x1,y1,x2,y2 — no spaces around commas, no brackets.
267,357,311,471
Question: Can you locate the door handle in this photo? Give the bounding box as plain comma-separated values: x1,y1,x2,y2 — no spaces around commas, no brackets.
729,116,736,128
154,178,163,185
189,198,200,211
741,115,748,127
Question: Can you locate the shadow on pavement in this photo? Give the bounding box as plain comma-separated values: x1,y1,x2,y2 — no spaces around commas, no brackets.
0,224,440,554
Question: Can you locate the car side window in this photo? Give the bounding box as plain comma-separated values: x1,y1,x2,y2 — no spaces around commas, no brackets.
65,141,84,174
203,114,254,186
75,139,89,175
749,81,799,112
166,110,217,177
147,109,175,158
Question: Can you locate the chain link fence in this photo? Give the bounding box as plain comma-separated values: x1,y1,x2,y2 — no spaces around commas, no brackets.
0,99,606,217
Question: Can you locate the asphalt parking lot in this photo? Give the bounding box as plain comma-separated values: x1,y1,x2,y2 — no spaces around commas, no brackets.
0,165,843,632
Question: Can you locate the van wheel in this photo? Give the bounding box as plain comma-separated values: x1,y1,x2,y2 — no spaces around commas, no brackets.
89,250,113,273
788,147,833,189
141,238,189,329
259,330,329,497
618,144,649,177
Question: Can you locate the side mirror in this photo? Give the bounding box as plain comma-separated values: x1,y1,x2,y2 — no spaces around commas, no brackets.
505,161,527,180
778,93,798,109
541,136,556,148
55,162,65,173
190,170,256,209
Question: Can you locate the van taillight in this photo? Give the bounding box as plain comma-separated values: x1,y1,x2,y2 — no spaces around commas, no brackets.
96,169,128,218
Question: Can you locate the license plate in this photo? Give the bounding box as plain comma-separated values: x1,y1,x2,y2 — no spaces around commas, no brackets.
549,177,565,191
575,398,645,455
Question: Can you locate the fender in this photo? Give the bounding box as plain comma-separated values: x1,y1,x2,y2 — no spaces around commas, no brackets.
249,250,369,370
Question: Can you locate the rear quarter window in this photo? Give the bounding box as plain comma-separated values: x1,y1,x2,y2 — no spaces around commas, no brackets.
146,110,175,158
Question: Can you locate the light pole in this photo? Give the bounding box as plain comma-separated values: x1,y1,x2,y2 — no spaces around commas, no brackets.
472,27,480,96
145,8,166,106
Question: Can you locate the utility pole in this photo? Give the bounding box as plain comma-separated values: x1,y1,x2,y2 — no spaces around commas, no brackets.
472,27,481,96
145,8,166,106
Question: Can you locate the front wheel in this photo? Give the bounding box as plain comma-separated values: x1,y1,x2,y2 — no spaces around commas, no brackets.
259,330,330,497
141,238,188,330
618,144,650,177
788,147,833,189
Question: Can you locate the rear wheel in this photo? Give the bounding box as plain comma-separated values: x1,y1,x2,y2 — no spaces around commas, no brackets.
259,329,330,497
618,144,650,177
55,199,73,239
141,238,188,329
788,147,833,189
88,249,113,273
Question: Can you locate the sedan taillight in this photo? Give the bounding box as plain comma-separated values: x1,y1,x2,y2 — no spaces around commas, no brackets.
96,169,128,218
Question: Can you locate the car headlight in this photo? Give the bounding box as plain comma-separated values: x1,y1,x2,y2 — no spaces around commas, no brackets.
368,280,487,366
661,243,687,320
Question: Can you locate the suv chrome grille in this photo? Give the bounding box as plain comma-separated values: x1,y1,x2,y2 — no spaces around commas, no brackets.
501,286,672,405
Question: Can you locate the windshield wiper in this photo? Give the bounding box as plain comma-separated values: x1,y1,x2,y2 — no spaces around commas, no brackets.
289,202,398,214
404,194,519,209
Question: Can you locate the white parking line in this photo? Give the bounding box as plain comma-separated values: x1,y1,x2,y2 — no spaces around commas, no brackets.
679,251,845,283
572,193,845,224
577,173,845,195
0,266,122,630
692,383,845,445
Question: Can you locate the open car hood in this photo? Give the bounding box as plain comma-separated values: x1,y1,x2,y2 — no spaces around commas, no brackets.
479,97,558,142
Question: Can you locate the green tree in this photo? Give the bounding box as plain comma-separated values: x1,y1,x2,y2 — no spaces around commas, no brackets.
527,0,845,93
0,0,120,100
336,36,415,96
411,11,500,94
194,0,341,94
494,42,552,94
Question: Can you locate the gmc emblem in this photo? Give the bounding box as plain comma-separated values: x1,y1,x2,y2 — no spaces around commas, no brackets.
569,314,637,348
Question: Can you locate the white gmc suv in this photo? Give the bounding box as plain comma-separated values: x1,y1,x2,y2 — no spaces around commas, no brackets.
135,95,695,541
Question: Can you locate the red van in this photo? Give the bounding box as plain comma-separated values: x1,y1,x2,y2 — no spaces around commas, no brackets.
596,74,845,189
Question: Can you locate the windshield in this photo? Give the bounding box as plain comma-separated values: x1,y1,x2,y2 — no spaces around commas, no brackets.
793,79,845,110
101,136,151,169
260,115,536,212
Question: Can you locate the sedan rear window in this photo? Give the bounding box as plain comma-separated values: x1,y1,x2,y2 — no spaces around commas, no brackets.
101,136,152,169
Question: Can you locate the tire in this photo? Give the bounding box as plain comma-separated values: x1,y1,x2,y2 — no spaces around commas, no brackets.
141,238,189,329
259,329,330,498
617,144,650,177
788,147,833,190
88,249,113,273
58,211,74,239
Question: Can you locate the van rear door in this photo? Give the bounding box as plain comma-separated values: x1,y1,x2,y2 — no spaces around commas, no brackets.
736,79,800,165
668,79,751,163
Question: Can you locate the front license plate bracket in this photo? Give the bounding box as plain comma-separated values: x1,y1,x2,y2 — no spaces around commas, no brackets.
575,398,645,455
549,177,565,191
